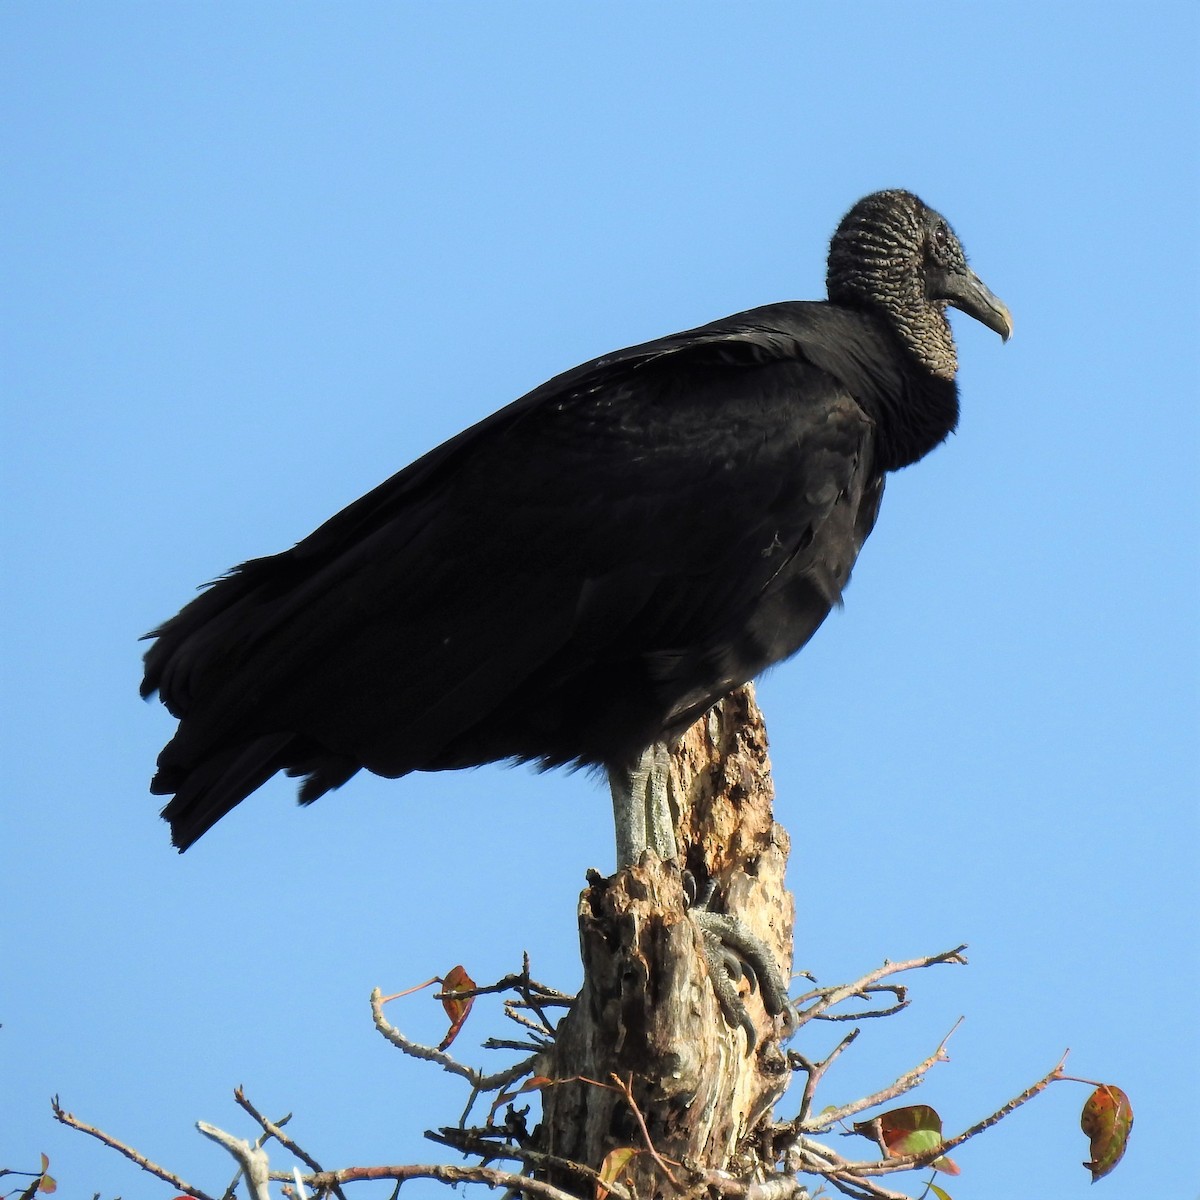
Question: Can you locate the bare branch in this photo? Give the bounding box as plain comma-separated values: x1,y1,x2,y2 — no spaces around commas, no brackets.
51,1097,217,1200
787,1139,913,1200
196,1123,271,1200
792,947,967,1030
802,985,909,1022
303,1162,587,1200
697,1170,812,1200
484,1037,550,1053
370,987,540,1093
503,1001,557,1038
802,1017,963,1132
430,968,572,1008
233,1088,314,1174
49,682,1052,1200
427,1128,630,1200
791,1049,1072,1197
860,1050,1072,1174
789,1028,860,1127
232,1087,348,1200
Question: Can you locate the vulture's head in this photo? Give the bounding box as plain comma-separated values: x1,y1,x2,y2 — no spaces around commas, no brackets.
826,189,1012,381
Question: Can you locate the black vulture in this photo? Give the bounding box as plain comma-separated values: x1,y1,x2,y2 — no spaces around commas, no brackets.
143,190,1011,866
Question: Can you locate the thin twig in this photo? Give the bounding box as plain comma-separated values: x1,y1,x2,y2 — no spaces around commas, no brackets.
426,1128,631,1200
790,1028,860,1127
795,1050,1071,1189
371,987,540,1091
605,1074,680,1187
51,1097,217,1200
801,1017,963,1133
219,1104,290,1200
232,1089,318,1174
792,947,967,1030
302,1161,587,1200
484,1037,550,1053
196,1123,271,1200
861,1050,1072,1173
800,985,908,1022
431,972,571,1006
504,1001,557,1037
788,1139,912,1200
697,1170,811,1200
233,1087,349,1200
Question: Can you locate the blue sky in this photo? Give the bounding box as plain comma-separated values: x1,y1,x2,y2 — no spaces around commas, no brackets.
3,5,1197,1199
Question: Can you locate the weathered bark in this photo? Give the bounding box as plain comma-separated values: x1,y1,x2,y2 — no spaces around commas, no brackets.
535,684,794,1197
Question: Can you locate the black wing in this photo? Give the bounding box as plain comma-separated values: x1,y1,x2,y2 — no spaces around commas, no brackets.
143,304,883,848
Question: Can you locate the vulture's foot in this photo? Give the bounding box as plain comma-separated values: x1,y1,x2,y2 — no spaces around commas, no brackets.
687,876,794,1053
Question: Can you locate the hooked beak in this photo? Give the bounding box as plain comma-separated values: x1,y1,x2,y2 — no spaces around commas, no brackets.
933,266,1013,342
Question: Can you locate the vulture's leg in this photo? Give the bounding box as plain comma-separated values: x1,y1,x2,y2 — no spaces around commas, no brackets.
607,743,793,1051
608,741,677,868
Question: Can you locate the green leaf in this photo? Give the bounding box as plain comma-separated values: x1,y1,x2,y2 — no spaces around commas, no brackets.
854,1106,958,1174
895,1128,943,1156
1080,1083,1133,1181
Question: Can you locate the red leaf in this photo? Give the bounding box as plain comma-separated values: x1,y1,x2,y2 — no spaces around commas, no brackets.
854,1103,941,1150
853,1105,958,1174
1080,1083,1133,1181
437,964,476,1050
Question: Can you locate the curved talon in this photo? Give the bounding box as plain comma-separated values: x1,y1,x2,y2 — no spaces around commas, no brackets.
737,955,760,996
701,930,757,1051
691,908,790,1019
717,944,745,985
690,876,718,912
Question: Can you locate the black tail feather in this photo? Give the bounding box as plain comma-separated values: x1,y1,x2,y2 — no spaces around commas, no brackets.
156,734,294,851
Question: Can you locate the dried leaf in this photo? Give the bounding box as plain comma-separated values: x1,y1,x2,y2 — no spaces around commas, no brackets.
1080,1083,1133,1181
437,964,476,1051
39,1157,49,1175
37,1174,57,1195
928,1185,954,1200
596,1146,637,1200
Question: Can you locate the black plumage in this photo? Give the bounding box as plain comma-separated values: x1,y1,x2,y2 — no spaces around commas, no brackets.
143,189,1011,851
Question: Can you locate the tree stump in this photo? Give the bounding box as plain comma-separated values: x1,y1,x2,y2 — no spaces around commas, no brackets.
536,684,794,1197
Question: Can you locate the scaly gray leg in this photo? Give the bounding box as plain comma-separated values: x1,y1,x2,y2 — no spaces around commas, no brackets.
608,741,677,867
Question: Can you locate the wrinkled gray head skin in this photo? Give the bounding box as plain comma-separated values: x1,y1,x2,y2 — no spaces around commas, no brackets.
827,189,1012,381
